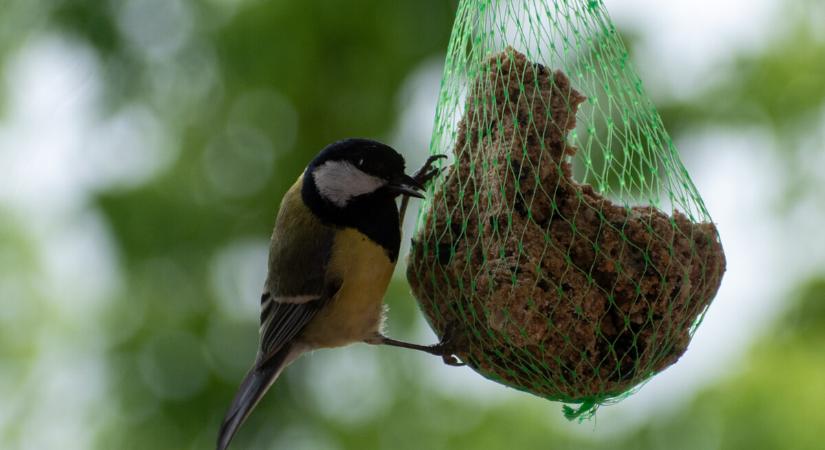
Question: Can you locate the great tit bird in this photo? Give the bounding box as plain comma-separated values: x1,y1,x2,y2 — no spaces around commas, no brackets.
217,138,457,450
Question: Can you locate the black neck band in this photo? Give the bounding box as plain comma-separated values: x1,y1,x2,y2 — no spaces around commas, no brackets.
302,169,401,262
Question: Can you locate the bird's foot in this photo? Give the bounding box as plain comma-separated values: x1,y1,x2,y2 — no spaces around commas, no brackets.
429,322,466,367
367,321,466,367
413,154,448,186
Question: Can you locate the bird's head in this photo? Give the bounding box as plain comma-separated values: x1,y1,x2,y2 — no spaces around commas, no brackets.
304,138,423,210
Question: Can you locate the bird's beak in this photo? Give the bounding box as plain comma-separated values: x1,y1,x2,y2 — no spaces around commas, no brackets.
388,174,424,198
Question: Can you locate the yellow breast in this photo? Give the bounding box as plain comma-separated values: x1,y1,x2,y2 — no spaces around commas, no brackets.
299,228,396,348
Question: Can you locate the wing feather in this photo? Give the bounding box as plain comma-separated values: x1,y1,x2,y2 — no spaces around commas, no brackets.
256,177,338,362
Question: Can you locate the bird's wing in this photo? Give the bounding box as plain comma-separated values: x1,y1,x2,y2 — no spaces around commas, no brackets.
218,177,341,450
257,179,339,360
257,283,338,358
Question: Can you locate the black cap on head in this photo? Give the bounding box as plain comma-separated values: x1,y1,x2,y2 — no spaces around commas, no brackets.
309,138,406,181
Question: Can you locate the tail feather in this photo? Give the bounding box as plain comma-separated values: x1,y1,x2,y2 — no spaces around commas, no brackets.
217,346,292,450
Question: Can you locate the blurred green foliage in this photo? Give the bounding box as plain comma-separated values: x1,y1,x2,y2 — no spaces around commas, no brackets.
1,0,824,449
659,22,825,136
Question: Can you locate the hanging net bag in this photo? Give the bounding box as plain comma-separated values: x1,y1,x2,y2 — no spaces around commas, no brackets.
407,0,726,419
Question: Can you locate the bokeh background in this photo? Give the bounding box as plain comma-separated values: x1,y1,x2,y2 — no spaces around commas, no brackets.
1,0,824,449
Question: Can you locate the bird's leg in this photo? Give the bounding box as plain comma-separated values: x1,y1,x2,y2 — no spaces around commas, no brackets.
368,337,466,366
365,321,466,367
398,154,448,221
391,155,455,365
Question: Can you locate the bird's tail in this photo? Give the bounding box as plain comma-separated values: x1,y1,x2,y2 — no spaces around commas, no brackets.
216,345,293,450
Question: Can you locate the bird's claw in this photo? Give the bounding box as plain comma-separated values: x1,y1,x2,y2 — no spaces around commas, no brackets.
434,321,466,367
413,154,448,186
442,354,465,367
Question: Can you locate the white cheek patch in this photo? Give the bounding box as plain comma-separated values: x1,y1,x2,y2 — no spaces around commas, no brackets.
313,160,387,207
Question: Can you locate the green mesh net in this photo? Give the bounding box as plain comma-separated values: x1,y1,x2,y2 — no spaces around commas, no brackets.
407,0,726,419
